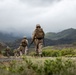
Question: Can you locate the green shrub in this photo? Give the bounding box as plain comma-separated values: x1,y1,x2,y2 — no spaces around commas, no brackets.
0,56,76,75
61,48,74,56
42,50,61,57
42,47,76,57
29,52,36,56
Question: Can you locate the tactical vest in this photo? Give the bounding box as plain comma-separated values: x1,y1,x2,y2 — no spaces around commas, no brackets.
35,28,44,39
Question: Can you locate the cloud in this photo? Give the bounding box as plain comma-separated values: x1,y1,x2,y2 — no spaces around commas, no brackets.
20,0,59,7
0,0,76,36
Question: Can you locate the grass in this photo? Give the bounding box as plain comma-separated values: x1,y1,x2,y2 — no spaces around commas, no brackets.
0,46,76,75
0,56,76,75
42,46,76,57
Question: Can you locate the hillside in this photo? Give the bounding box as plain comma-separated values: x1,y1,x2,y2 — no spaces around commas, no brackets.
0,28,76,49
45,28,76,40
0,32,19,42
0,42,6,52
6,38,56,49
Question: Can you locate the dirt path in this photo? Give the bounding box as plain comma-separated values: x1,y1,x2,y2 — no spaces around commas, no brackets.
0,56,76,62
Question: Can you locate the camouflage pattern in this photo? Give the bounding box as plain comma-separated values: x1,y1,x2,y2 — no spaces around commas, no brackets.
34,39,43,55
21,38,28,47
32,24,45,56
19,37,28,56
5,46,11,57
14,48,20,57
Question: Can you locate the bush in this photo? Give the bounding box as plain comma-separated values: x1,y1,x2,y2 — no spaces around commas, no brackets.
60,48,75,56
0,57,76,75
42,50,61,57
42,47,76,57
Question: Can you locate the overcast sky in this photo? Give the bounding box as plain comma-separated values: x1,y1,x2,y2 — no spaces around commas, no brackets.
0,0,76,36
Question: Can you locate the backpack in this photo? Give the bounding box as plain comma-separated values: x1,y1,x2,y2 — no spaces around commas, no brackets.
21,39,27,47
35,28,44,39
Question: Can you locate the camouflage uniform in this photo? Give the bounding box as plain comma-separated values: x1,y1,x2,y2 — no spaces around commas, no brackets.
34,39,43,55
14,48,20,57
32,24,45,56
5,46,11,57
19,36,28,56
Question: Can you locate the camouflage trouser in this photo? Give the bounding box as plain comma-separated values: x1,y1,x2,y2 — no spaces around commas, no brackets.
6,51,10,57
19,46,28,56
34,39,43,55
14,52,20,57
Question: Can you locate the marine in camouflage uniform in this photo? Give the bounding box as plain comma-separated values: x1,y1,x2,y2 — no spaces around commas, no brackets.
14,48,20,57
5,46,11,57
32,24,45,56
19,36,28,56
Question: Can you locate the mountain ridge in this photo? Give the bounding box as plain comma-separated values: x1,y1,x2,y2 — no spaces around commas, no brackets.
45,28,76,40
0,28,76,49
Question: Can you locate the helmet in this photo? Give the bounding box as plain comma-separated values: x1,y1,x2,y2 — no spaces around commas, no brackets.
23,36,27,39
6,46,10,50
6,46,9,49
36,24,41,28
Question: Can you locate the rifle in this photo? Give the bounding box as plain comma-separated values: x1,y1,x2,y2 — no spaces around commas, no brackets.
28,37,45,48
28,38,35,48
43,37,45,47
